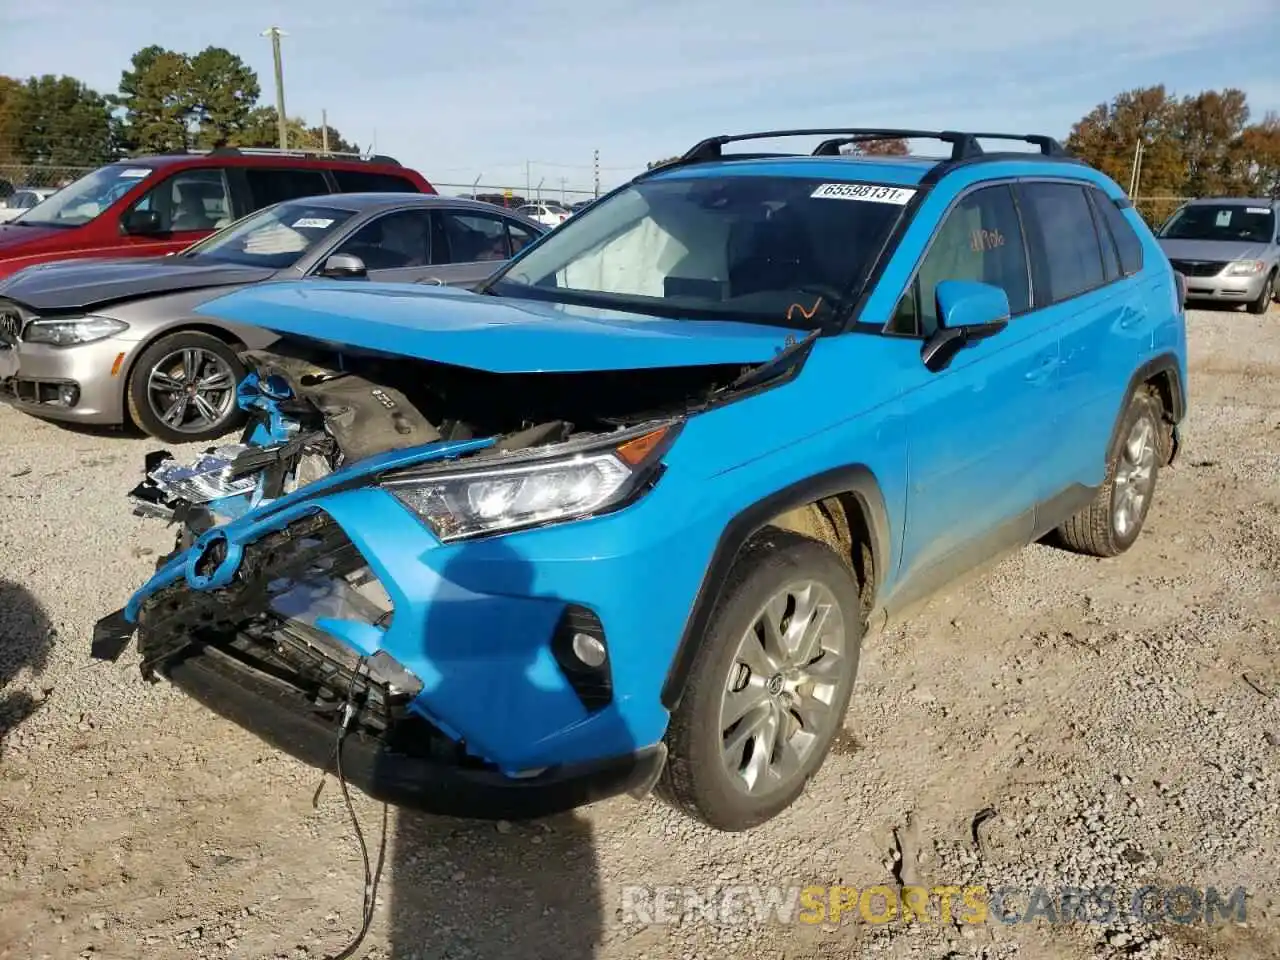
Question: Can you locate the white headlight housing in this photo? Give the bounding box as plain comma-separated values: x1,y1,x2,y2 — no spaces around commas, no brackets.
23,315,129,346
383,421,679,541
1225,260,1265,277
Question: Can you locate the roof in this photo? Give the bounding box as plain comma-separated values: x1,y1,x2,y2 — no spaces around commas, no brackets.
104,151,405,170
1181,196,1278,207
653,154,943,187
299,192,518,214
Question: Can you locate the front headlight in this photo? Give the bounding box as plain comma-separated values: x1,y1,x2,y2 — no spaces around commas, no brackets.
1225,260,1265,277
23,315,129,346
383,421,680,541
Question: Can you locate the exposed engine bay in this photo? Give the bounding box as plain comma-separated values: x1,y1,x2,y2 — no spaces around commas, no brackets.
128,331,813,530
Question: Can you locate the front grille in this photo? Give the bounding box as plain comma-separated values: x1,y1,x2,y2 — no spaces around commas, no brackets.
1169,260,1226,278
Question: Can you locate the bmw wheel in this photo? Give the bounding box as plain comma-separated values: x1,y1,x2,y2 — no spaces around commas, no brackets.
658,529,863,831
126,331,247,443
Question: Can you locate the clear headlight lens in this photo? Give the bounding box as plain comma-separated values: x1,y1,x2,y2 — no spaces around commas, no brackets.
384,422,677,541
23,315,128,346
1225,260,1265,277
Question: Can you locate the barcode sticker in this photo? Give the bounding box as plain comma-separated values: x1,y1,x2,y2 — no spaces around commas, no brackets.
119,168,152,178
291,218,334,229
1247,207,1271,214
811,183,915,204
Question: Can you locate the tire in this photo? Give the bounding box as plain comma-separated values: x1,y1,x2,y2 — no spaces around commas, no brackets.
1055,388,1163,558
126,331,246,444
657,528,863,831
1245,270,1275,315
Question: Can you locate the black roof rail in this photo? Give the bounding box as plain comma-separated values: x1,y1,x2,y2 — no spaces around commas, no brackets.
639,128,1075,180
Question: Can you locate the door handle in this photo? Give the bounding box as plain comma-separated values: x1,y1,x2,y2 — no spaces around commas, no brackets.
1023,356,1057,382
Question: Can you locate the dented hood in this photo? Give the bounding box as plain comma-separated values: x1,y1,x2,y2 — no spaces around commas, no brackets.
193,279,797,373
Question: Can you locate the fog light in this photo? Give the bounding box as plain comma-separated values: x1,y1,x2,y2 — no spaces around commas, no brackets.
57,384,79,407
571,631,607,668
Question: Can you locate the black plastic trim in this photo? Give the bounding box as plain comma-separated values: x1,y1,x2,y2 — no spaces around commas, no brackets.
162,648,663,820
660,464,890,709
1111,353,1187,448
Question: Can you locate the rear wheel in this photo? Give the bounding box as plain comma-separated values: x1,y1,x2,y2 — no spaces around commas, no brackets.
658,529,863,831
126,331,246,443
1056,389,1163,557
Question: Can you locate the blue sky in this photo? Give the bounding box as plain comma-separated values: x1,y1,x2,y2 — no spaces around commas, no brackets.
2,0,1278,197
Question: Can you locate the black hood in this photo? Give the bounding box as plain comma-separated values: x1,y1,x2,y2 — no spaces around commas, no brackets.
0,256,276,313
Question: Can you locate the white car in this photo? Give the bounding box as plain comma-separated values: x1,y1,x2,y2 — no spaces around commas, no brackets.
0,187,58,223
515,201,573,227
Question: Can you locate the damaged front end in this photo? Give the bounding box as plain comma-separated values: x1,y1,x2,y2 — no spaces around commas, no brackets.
94,330,814,817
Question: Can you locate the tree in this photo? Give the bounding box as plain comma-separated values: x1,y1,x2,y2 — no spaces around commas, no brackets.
841,137,909,156
1238,112,1280,198
0,76,23,163
113,45,196,152
188,47,260,148
232,107,359,154
647,156,680,169
6,75,114,166
1174,88,1250,197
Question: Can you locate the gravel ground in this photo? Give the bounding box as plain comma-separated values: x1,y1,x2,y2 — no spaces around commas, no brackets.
1,306,1278,960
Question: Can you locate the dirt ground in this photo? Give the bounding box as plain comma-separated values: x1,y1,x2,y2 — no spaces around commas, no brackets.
1,306,1278,960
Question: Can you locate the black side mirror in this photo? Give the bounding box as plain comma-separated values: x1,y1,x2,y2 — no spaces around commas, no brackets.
120,209,163,236
320,253,367,279
920,280,1010,372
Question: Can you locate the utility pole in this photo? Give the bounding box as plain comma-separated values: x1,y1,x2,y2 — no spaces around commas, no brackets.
321,109,329,154
593,149,600,198
1128,139,1144,197
525,160,531,199
560,177,567,203
261,26,288,150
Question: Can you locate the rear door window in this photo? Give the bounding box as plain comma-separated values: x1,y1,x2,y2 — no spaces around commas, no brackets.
130,168,233,233
245,168,332,208
331,170,420,193
436,211,516,263
1016,182,1107,305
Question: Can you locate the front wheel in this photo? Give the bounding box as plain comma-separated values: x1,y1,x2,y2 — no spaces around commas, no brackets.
1245,270,1275,315
658,529,863,831
126,331,246,443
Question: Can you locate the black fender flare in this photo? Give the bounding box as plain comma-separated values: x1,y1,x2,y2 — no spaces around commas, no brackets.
1106,352,1186,465
660,464,891,710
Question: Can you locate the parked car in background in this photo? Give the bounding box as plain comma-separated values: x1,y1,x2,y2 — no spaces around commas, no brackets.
0,148,435,280
95,127,1187,831
0,193,543,442
516,200,573,227
568,199,596,213
1156,197,1279,313
0,187,59,224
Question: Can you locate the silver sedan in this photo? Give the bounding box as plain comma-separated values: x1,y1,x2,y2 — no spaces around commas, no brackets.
0,193,546,442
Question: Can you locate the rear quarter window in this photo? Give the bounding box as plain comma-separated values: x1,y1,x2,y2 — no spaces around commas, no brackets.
1089,188,1144,277
332,170,420,193
1017,182,1107,305
245,168,332,207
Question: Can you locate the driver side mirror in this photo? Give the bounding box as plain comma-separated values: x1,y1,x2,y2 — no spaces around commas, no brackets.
920,280,1010,372
120,209,163,236
319,253,367,279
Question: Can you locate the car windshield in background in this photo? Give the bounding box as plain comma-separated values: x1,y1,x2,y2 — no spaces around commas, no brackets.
181,201,357,269
487,175,910,328
1159,204,1275,244
13,164,154,227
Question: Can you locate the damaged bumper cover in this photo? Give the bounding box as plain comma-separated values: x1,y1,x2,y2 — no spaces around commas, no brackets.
96,421,687,818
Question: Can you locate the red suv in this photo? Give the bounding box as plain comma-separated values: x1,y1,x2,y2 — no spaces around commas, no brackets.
0,149,436,279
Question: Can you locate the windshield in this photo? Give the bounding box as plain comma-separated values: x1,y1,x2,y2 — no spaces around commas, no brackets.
1159,204,1275,244
180,201,357,268
486,175,910,327
15,164,154,227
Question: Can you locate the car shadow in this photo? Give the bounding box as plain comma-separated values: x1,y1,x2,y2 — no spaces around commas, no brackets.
0,578,54,757
377,536,632,960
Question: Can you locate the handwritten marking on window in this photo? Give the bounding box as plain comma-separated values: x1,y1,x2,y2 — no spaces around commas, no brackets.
970,229,1005,252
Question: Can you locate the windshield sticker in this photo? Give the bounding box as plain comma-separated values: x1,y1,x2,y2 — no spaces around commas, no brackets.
1215,210,1233,226
118,168,152,178
1247,207,1271,214
811,183,915,204
291,217,334,229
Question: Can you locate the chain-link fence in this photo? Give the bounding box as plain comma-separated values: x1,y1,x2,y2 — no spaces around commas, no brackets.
0,164,95,194
1130,196,1190,229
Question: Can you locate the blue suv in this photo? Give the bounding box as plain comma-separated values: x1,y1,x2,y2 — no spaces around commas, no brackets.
93,129,1188,832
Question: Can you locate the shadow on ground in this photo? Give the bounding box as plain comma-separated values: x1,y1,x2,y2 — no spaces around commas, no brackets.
378,537,630,959
0,578,54,756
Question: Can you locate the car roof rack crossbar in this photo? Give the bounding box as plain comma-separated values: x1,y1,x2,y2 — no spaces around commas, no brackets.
657,128,1071,168
156,146,402,165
